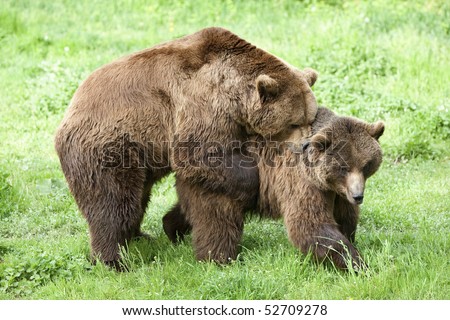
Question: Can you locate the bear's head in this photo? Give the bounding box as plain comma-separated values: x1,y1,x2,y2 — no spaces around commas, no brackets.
246,68,318,137
301,116,384,205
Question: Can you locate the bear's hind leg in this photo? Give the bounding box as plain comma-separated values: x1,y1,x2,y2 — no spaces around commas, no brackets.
83,168,149,270
89,220,131,270
162,203,192,243
131,170,157,240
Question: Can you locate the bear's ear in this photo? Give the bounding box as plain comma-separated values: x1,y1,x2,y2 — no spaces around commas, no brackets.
256,74,279,103
310,133,331,152
368,121,385,140
303,68,318,87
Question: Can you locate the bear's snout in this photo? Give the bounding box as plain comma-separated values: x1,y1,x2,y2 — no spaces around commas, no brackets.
352,194,364,204
346,172,365,205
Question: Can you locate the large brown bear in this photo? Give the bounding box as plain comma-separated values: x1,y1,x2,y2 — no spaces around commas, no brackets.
54,27,319,268
163,107,384,270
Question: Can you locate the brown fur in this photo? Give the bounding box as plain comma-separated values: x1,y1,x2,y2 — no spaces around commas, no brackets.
264,107,384,270
162,204,191,243
54,27,318,268
164,107,384,270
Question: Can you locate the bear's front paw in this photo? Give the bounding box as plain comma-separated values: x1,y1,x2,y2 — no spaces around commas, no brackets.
307,225,365,271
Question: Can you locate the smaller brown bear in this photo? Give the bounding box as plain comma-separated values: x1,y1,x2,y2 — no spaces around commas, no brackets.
163,107,384,270
258,107,384,269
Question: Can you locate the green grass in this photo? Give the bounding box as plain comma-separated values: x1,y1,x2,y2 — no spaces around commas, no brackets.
0,0,449,299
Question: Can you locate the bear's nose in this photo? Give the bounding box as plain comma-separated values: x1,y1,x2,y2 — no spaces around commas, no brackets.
353,194,364,204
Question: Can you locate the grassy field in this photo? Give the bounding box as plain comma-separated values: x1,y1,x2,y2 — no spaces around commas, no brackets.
0,0,449,300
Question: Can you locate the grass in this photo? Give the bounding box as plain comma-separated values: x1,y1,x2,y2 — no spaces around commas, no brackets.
0,0,449,299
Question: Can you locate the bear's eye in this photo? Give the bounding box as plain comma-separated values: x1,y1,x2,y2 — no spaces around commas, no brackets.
363,161,374,176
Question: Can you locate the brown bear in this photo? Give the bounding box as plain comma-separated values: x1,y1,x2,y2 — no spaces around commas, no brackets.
163,107,384,270
54,27,319,269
